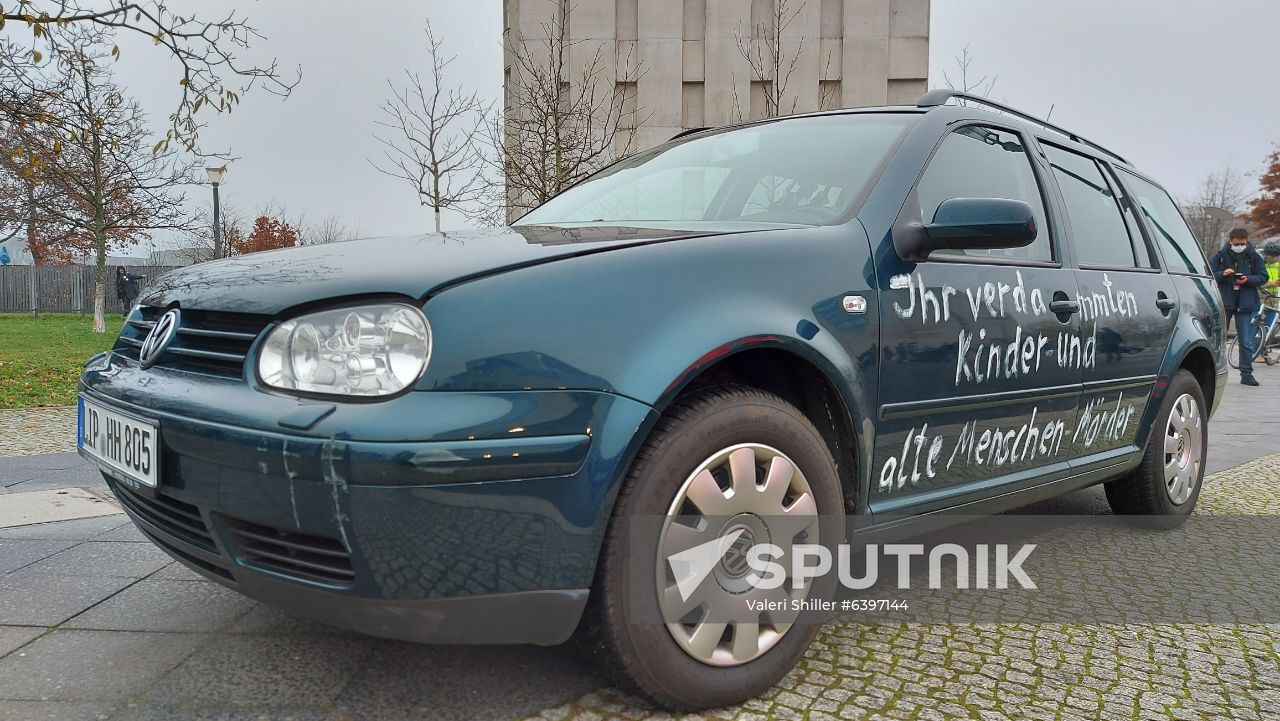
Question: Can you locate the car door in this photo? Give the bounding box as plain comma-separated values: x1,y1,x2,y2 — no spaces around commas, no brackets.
871,123,1083,515
1037,142,1179,467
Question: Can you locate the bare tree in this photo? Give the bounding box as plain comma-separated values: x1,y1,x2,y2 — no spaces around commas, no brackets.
1180,164,1253,256
185,198,337,257
462,161,510,228
733,0,806,120
305,214,359,244
2,1,299,157
491,0,646,221
25,32,195,331
818,49,841,111
181,198,247,263
941,46,998,98
372,23,489,233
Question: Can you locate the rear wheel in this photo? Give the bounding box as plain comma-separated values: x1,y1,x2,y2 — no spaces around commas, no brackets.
1104,369,1206,526
580,386,844,710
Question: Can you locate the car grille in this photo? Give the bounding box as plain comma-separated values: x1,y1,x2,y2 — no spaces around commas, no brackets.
116,306,270,377
110,479,216,552
108,479,234,581
225,518,355,587
109,478,355,587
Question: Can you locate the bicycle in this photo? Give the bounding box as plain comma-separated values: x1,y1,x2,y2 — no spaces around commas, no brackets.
1228,289,1280,369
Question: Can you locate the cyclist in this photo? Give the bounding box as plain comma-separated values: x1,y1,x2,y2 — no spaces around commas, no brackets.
1260,239,1280,364
1211,228,1269,386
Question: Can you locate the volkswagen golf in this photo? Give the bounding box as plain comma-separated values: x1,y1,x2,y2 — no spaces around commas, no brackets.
79,90,1226,709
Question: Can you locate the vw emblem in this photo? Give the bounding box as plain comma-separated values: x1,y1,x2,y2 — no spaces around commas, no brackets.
719,526,756,578
138,308,180,368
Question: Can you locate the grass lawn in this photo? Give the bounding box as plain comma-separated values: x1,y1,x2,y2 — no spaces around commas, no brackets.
0,313,125,409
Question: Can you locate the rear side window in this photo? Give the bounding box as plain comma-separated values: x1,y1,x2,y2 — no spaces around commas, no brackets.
1118,169,1212,276
917,125,1052,262
1042,144,1139,268
1104,164,1159,269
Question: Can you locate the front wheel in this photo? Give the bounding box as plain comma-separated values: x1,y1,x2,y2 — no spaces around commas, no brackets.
1227,319,1267,369
580,386,845,710
1104,369,1207,526
1226,336,1263,369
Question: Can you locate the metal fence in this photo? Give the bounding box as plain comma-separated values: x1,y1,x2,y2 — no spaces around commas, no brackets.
0,265,182,314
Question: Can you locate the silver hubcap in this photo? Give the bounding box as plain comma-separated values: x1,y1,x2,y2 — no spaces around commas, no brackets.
657,443,819,667
1163,393,1202,505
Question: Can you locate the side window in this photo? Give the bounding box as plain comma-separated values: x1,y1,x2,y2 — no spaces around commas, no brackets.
917,126,1052,262
1042,144,1138,268
1119,169,1212,275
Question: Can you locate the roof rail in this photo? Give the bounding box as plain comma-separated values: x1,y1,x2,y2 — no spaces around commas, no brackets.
670,127,709,141
916,89,1129,165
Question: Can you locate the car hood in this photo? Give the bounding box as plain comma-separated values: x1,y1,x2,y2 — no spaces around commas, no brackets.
139,224,739,315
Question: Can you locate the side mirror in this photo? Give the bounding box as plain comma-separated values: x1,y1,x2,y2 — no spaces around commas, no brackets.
895,197,1038,261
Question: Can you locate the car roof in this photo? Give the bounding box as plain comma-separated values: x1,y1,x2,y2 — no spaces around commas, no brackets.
678,91,1148,181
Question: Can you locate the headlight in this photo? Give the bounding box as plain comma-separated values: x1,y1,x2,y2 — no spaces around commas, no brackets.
258,303,431,397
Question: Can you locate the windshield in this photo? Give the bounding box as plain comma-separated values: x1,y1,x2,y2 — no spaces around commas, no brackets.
516,113,916,229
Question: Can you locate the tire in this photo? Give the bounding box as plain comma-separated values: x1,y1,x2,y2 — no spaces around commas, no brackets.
1104,369,1206,527
579,385,845,710
1226,335,1263,370
1227,318,1269,370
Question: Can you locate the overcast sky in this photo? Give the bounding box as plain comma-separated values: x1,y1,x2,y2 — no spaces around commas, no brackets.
104,0,1279,247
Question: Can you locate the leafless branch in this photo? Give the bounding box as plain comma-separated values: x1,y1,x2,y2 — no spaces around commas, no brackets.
371,22,490,233
486,0,648,222
4,29,196,329
941,45,998,99
1,1,299,157
733,0,806,120
305,213,359,244
1179,164,1254,256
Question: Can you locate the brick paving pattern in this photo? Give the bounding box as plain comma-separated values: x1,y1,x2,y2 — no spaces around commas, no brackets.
525,456,1280,721
1,371,1278,719
0,406,77,458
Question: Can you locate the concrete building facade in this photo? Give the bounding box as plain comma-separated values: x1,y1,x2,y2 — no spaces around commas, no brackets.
503,0,930,154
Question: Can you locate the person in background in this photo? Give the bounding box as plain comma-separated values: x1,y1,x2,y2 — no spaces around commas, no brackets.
1210,228,1269,386
115,266,139,311
1259,239,1280,364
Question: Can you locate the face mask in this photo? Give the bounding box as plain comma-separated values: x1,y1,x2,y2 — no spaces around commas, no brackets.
1231,245,1247,254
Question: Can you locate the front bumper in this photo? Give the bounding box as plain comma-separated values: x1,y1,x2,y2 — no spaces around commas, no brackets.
80,353,655,645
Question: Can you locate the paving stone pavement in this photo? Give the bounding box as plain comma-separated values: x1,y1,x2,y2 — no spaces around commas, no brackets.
0,406,78,458
528,454,1280,721
0,369,1277,719
0,454,1272,720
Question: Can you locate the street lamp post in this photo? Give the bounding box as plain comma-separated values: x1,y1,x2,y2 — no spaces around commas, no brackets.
205,166,227,258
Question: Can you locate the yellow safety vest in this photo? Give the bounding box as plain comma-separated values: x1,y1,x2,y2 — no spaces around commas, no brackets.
1266,259,1280,310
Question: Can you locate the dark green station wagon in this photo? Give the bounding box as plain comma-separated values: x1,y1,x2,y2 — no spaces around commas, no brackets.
78,90,1225,708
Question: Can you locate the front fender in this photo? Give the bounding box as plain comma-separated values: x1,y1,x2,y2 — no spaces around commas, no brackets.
419,226,872,398
417,224,879,491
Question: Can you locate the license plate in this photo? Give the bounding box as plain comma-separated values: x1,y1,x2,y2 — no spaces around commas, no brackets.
78,396,160,491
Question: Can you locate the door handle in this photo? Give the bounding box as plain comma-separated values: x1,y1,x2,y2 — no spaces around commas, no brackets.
1049,299,1080,315
1156,294,1177,313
